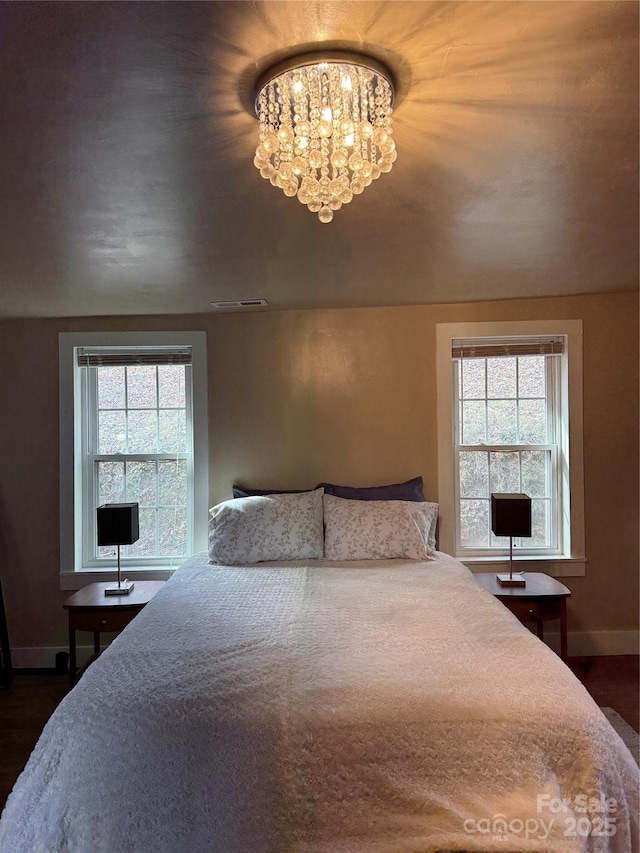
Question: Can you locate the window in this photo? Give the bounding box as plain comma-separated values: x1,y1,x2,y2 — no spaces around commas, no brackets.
436,321,585,575
59,332,208,585
453,337,562,555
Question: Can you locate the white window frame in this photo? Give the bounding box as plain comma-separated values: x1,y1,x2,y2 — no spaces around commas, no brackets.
436,320,585,577
59,332,208,588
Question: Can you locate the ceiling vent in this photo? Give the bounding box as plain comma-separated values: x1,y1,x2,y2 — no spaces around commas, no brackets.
210,298,268,310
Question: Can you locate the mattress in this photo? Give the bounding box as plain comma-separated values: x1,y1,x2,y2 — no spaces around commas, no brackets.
0,552,637,852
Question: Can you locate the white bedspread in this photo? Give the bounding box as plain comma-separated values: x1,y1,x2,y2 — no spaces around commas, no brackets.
1,553,638,852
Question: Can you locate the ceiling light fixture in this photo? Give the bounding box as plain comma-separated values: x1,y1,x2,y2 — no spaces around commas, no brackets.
253,51,396,223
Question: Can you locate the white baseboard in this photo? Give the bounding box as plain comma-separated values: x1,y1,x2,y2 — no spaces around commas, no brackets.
10,630,640,669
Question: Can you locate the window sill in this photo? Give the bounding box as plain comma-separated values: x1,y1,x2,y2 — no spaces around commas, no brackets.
459,555,586,578
60,567,177,590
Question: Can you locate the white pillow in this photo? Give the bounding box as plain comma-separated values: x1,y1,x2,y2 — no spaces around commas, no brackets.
423,501,439,549
323,494,436,561
208,489,324,565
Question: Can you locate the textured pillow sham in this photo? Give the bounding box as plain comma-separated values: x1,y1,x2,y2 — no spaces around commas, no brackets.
424,503,439,549
209,489,324,565
323,494,436,561
316,477,438,548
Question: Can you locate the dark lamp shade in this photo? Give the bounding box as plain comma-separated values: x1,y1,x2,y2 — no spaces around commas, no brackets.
491,493,532,538
97,503,140,546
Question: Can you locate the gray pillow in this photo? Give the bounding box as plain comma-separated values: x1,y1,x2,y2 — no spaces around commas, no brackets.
232,485,308,499
316,476,425,502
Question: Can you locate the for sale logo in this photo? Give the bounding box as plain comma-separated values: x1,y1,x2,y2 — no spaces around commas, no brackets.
536,794,618,839
463,795,618,842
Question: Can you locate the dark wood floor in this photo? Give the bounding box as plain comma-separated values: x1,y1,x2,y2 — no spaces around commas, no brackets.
0,671,70,814
568,655,639,732
0,656,638,813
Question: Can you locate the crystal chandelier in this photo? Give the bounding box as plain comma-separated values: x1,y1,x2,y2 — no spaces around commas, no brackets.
253,51,396,223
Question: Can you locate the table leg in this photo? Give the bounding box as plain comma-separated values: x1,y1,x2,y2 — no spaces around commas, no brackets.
68,615,76,685
536,620,544,640
560,598,568,661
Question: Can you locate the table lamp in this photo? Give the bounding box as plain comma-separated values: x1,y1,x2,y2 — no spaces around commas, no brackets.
491,493,532,587
97,503,139,596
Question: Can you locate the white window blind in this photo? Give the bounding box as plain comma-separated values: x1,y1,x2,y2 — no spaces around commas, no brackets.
76,347,192,366
451,336,564,360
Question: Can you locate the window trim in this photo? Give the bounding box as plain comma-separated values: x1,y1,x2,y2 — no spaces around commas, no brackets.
436,320,585,577
59,331,208,588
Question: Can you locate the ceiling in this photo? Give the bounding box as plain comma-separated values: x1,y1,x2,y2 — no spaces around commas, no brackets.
1,1,638,318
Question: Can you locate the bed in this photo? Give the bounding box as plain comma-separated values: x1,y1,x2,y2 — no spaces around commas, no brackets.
0,549,638,852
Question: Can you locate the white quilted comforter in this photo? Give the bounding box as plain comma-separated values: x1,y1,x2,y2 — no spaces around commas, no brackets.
1,553,638,852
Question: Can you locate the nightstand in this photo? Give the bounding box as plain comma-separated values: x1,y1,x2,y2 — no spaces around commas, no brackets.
64,581,165,683
474,572,571,661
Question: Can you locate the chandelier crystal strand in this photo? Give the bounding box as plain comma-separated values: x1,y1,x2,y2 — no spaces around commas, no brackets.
254,56,395,222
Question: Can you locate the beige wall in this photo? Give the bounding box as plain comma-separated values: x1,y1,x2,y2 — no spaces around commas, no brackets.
0,291,637,657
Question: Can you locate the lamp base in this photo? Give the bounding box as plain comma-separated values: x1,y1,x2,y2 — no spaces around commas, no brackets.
496,573,526,587
104,581,135,596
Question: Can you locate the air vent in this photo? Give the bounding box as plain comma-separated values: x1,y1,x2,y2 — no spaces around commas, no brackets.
210,299,268,309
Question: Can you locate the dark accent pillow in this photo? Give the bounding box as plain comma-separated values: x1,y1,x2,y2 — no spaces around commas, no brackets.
316,476,425,502
232,485,309,499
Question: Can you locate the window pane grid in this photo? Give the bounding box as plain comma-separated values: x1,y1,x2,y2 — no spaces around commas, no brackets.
459,450,554,494
96,366,187,455
457,355,549,446
91,362,191,563
459,495,554,549
95,458,188,559
456,447,557,551
454,351,559,553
